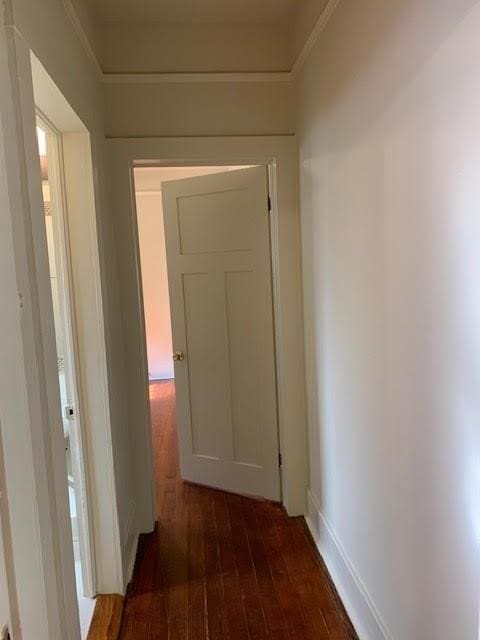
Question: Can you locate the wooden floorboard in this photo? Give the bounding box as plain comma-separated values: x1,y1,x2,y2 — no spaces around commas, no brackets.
119,380,358,640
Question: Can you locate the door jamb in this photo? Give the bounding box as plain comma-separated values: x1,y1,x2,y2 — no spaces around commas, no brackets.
36,111,96,598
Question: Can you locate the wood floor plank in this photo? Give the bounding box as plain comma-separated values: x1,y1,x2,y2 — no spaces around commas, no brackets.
255,507,320,640
119,381,358,640
119,532,156,640
203,490,230,640
213,490,250,640
186,484,207,640
242,502,291,639
165,481,189,638
227,494,269,640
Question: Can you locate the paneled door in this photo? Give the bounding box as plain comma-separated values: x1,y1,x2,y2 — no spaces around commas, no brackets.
162,166,281,500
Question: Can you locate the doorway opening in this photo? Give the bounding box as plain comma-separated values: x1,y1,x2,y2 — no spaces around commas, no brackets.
119,161,320,638
36,120,95,637
133,164,281,517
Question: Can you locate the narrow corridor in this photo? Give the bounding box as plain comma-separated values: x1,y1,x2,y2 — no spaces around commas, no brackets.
119,381,357,639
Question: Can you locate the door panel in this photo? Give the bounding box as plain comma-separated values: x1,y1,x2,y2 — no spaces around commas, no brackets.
182,271,228,458
162,166,280,500
177,188,250,254
225,269,260,466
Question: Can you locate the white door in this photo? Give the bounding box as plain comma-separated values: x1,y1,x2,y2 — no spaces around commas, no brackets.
162,166,281,500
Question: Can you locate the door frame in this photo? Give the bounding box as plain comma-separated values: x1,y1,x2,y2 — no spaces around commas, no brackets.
107,136,309,541
36,111,96,598
27,50,125,597
0,14,124,637
160,165,282,500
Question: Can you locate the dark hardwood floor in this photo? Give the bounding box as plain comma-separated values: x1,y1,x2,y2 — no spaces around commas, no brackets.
119,380,358,640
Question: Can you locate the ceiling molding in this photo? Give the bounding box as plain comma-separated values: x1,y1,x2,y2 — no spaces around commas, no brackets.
62,0,341,84
61,0,103,78
291,0,342,77
103,71,292,84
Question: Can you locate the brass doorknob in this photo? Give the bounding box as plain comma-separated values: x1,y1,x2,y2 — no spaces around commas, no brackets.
172,351,185,362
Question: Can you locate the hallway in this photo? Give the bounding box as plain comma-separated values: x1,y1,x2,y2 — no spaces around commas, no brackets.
119,381,357,640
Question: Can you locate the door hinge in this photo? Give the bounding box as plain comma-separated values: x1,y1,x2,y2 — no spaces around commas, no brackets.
267,194,272,212
278,452,282,467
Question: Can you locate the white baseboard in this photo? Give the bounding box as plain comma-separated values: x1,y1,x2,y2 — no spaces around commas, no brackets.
305,490,393,640
122,502,139,592
124,532,138,592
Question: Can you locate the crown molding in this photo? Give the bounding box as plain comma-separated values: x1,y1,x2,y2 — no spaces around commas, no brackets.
291,0,342,77
61,0,103,79
62,0,341,85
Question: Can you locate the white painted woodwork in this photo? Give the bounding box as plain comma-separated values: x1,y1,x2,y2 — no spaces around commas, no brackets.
40,118,97,610
31,52,125,595
162,166,281,500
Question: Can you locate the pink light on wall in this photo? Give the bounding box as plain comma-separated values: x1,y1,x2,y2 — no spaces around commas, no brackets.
136,191,174,380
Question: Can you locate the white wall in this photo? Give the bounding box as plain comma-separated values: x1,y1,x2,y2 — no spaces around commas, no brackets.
298,1,480,638
100,22,290,73
136,192,174,380
104,81,295,139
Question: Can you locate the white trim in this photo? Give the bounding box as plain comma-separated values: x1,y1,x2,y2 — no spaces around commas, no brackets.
30,51,124,595
125,534,139,590
37,111,97,599
122,501,138,590
135,188,163,195
0,12,54,638
305,490,393,640
127,164,156,534
291,0,342,76
103,71,292,84
60,0,102,79
61,130,124,594
2,25,80,639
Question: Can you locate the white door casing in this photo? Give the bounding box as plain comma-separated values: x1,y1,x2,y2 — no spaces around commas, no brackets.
41,119,96,598
162,166,281,500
